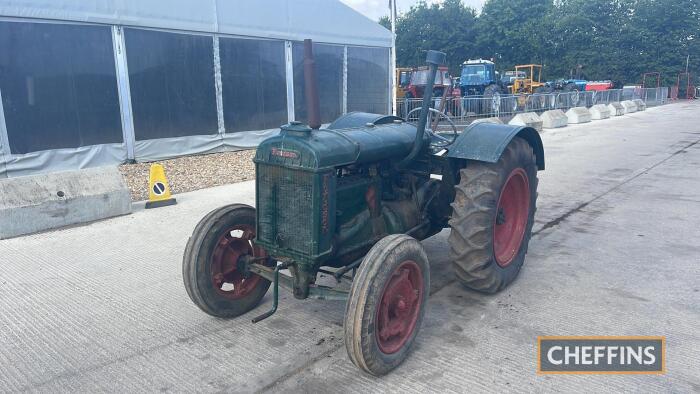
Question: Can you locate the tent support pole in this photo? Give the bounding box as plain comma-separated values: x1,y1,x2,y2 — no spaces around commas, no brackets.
343,46,348,115
0,87,9,178
112,26,136,162
213,36,225,136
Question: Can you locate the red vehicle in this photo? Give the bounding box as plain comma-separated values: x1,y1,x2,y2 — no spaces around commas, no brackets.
585,80,614,91
401,66,458,99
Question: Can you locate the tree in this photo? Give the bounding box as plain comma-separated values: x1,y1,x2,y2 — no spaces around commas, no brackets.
382,0,700,86
475,0,554,71
629,0,700,86
547,0,700,85
380,0,478,73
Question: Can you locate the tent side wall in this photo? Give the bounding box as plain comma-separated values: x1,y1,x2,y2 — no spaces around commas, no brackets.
0,1,392,178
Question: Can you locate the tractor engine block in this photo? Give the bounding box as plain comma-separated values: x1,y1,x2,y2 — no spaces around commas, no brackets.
252,114,434,298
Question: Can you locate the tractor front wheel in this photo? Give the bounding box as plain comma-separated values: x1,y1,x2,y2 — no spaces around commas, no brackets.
448,137,538,293
344,234,430,376
182,204,272,318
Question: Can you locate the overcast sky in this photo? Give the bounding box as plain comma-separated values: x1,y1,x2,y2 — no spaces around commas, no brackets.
339,0,485,22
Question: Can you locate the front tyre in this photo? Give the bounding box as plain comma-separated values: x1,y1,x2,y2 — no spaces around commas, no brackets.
344,234,430,376
448,137,538,293
182,204,272,318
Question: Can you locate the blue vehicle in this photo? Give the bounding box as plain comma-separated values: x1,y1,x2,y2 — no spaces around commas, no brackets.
567,79,588,90
460,59,503,97
546,78,587,92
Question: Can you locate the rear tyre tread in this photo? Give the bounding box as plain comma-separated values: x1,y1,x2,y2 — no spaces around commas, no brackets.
448,137,538,293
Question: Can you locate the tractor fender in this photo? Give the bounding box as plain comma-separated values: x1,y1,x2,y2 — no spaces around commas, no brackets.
446,122,544,170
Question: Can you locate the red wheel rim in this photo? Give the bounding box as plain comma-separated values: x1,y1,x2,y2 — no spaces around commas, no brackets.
375,260,424,354
211,224,266,299
493,168,530,267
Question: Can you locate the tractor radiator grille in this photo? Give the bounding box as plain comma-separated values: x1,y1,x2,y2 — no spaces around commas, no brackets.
256,164,315,256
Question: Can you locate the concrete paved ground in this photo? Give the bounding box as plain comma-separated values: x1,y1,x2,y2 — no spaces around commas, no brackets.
1,101,699,393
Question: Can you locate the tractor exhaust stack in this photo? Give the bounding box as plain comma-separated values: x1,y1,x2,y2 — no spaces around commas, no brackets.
303,39,322,130
398,50,446,168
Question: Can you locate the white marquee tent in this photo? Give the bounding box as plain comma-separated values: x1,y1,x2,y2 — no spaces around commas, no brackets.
0,0,393,177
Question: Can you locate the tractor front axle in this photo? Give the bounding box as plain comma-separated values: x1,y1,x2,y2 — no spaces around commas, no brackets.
248,261,350,323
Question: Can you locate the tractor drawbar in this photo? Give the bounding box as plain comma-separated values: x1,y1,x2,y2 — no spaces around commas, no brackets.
251,261,291,323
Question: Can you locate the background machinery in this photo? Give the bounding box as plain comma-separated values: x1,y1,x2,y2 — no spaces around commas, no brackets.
395,67,412,99
674,72,695,100
399,65,457,99
510,64,546,94
642,72,661,89
585,80,614,91
459,59,502,97
501,70,526,90
183,42,544,376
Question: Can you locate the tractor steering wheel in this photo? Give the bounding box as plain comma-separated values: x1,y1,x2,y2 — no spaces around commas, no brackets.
405,107,458,150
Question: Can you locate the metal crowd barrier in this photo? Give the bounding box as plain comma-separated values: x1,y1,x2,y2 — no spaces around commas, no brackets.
396,87,669,124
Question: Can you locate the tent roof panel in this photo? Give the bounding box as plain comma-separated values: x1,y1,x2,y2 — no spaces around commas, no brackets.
0,0,392,47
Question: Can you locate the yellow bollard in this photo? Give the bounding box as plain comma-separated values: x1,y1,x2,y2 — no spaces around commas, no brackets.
145,164,177,209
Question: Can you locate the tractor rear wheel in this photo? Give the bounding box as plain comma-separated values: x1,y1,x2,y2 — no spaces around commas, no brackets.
448,137,538,293
344,234,430,376
182,204,273,318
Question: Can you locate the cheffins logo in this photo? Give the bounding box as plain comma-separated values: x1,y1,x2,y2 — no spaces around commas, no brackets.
537,336,665,374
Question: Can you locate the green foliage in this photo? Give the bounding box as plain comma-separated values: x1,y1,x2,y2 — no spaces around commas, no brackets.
475,0,553,68
383,0,477,73
385,0,700,85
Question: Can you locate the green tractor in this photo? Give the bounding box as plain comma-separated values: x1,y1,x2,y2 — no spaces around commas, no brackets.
182,42,544,376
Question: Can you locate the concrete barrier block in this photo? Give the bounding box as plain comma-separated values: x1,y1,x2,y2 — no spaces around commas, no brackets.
540,109,568,129
508,112,543,132
470,117,504,125
566,107,592,124
621,100,638,113
633,99,647,111
608,102,625,116
590,104,611,120
0,166,132,239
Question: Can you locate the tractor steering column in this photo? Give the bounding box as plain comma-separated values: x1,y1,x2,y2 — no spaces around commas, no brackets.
397,50,446,169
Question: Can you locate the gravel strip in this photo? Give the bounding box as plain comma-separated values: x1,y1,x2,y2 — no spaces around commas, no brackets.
119,150,256,201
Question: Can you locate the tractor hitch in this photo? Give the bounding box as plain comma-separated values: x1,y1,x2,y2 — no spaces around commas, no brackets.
249,260,350,323
251,261,291,323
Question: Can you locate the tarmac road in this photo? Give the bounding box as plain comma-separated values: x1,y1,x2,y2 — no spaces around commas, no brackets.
1,101,699,393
